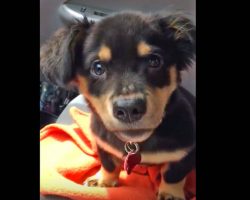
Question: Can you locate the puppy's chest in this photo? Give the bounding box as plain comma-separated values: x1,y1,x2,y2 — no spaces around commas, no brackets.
94,135,188,164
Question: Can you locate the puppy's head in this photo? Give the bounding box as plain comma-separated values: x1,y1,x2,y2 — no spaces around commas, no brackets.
40,12,195,142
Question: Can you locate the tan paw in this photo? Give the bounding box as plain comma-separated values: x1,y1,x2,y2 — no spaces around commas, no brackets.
157,192,185,200
83,176,118,187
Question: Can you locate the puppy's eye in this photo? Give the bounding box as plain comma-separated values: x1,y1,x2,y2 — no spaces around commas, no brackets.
91,60,106,76
147,54,163,68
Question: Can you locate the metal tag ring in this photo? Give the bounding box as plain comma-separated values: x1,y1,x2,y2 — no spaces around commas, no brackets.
124,142,139,154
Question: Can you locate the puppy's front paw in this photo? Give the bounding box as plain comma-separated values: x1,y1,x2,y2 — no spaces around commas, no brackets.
83,175,118,187
157,192,184,200
157,180,185,200
83,166,120,187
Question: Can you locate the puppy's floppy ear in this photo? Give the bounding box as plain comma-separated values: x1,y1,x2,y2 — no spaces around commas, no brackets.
40,18,93,88
153,13,196,71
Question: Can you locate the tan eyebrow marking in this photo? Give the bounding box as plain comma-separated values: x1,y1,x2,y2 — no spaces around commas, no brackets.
137,41,151,56
98,44,112,61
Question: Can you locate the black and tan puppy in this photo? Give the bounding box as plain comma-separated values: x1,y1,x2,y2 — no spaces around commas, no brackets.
40,11,196,200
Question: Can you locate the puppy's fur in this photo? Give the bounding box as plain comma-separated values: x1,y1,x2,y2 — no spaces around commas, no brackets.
40,11,196,200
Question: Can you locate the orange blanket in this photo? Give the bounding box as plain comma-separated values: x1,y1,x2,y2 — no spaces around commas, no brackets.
40,107,196,200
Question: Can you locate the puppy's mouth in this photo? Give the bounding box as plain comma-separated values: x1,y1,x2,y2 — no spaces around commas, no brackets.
113,129,154,143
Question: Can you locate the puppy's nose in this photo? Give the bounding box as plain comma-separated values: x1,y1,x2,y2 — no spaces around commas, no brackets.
113,99,146,123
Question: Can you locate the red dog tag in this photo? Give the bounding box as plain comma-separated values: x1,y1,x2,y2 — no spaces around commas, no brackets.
124,152,141,174
123,142,141,175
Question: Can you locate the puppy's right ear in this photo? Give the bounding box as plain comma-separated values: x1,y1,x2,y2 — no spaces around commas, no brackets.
151,13,196,71
40,19,93,88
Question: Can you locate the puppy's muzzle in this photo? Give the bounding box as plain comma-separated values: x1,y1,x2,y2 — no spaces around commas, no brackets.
113,98,146,123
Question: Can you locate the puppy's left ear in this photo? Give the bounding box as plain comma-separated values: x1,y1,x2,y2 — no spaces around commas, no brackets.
153,14,196,71
40,18,93,88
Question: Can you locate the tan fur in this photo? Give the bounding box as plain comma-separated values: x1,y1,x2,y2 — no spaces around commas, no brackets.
137,41,151,56
77,75,114,128
76,66,178,132
141,150,188,164
85,166,120,187
112,93,144,101
122,84,136,94
93,132,188,165
168,16,193,40
93,134,124,159
98,44,112,61
158,164,186,199
146,66,177,126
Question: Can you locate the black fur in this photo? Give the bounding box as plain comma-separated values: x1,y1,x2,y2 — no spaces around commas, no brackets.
40,11,196,186
40,18,93,87
97,145,117,173
90,85,196,184
164,147,195,183
90,86,195,153
86,85,195,184
77,12,195,96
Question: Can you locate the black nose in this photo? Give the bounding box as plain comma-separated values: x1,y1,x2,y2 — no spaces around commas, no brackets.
113,99,146,123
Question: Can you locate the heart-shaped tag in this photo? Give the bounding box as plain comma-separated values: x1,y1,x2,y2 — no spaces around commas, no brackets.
124,152,141,174
123,142,141,174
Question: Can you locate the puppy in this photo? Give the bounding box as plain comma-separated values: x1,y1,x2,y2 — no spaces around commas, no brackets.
40,11,196,200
